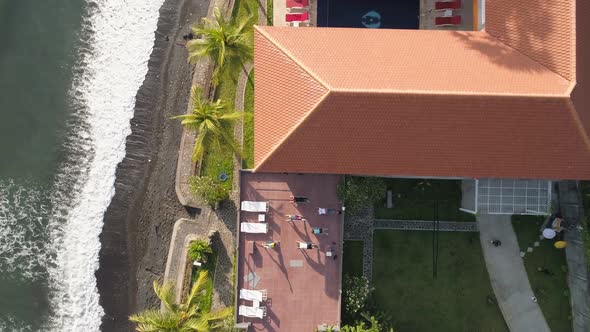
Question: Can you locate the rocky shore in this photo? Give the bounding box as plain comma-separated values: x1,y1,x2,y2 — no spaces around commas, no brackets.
96,0,210,330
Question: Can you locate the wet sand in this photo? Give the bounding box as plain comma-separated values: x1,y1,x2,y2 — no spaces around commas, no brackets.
96,0,210,330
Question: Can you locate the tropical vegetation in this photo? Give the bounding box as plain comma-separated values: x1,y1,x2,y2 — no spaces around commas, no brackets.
342,275,374,319
187,5,254,85
173,86,242,162
341,313,394,332
337,176,386,215
188,239,213,263
129,271,232,332
189,175,230,207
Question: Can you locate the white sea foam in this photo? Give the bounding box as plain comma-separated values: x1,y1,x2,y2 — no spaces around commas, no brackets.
0,180,53,281
45,0,165,330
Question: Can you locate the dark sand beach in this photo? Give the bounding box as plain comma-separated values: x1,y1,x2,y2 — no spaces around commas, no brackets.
96,0,210,330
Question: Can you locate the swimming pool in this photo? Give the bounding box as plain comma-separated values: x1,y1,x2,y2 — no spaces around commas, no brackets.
316,0,419,29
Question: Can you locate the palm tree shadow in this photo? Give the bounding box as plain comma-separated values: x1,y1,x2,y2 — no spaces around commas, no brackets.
266,245,293,292
450,0,563,76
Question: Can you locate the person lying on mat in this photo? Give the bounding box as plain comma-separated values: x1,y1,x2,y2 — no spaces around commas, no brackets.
313,227,327,235
290,196,309,203
286,214,306,221
297,241,318,249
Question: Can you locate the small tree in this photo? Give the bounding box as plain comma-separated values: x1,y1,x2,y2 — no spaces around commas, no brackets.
337,177,386,215
129,271,232,331
189,175,229,207
341,314,393,332
188,239,213,263
342,275,374,319
187,6,255,85
172,86,242,162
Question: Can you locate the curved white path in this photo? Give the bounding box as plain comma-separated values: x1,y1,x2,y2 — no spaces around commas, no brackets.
477,214,550,332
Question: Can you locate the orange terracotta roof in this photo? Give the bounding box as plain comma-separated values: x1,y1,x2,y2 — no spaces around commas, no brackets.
254,27,570,95
485,0,575,81
252,1,590,180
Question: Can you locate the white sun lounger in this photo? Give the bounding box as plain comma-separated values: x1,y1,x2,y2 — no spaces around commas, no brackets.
241,201,269,212
239,305,266,318
240,222,268,234
240,289,268,302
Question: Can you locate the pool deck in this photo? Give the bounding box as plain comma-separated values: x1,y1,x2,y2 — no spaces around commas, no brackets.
274,0,475,31
236,172,344,331
420,0,474,30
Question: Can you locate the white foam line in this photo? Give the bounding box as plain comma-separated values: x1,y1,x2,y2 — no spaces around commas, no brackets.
47,0,165,330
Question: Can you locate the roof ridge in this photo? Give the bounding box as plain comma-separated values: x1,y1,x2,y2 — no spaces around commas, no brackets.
254,26,332,90
329,87,571,98
254,91,331,172
482,30,574,83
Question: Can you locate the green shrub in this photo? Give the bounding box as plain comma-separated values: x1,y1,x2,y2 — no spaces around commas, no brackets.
266,0,273,25
342,275,374,319
188,239,213,263
337,176,386,215
581,182,590,269
189,175,229,207
341,313,393,332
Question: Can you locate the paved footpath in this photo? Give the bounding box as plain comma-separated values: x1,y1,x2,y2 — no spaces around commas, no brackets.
477,214,550,332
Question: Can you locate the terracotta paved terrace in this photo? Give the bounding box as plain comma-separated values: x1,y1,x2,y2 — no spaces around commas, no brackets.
237,172,343,331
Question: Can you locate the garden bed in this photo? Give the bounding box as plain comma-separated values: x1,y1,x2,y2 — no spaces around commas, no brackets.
199,0,259,184
374,179,475,222
242,71,254,169
511,215,571,332
372,230,507,331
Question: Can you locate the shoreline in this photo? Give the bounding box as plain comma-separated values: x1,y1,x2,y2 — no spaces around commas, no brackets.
96,0,209,330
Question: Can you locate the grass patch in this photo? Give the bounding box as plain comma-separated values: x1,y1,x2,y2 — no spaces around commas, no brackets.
200,146,233,191
232,0,259,23
581,182,590,269
374,179,475,222
191,252,217,313
511,215,572,332
373,230,507,332
242,71,254,169
266,0,273,25
343,240,364,278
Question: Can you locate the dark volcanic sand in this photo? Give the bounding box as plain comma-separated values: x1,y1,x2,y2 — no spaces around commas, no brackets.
96,0,210,330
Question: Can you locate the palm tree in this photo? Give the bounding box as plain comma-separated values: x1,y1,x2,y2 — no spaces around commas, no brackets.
186,6,255,85
130,271,232,332
172,86,242,162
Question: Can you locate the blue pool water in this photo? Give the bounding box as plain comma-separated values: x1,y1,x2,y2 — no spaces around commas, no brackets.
317,0,419,29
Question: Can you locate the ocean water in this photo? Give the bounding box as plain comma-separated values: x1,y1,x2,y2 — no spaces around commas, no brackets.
0,0,164,330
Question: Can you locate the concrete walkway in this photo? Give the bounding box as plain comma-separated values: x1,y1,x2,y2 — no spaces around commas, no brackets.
477,214,550,332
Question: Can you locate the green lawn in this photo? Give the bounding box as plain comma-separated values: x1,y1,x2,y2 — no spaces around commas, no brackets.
200,146,234,191
242,71,254,169
581,182,590,269
373,230,507,332
374,179,475,222
266,0,273,25
511,215,572,332
343,240,364,278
